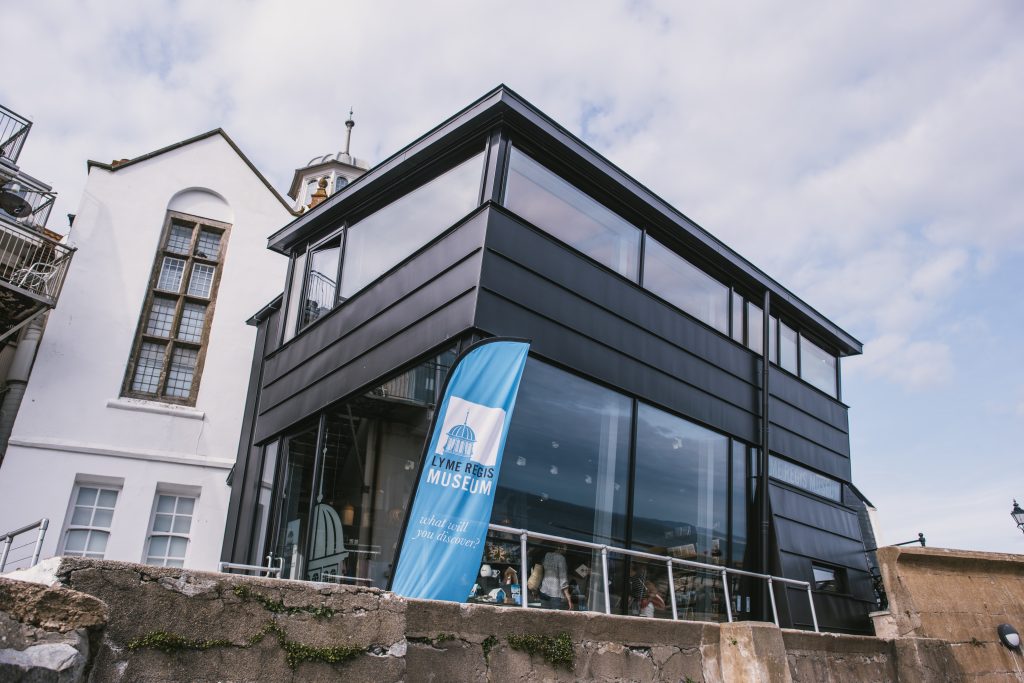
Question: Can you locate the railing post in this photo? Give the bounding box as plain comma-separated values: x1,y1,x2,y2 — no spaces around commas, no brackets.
0,535,11,572
520,532,529,609
806,584,819,632
667,560,678,621
30,518,48,566
767,577,779,626
601,546,611,615
721,569,733,623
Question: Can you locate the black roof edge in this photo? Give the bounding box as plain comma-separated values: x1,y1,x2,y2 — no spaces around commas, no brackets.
87,129,298,216
845,482,875,508
246,294,283,326
267,84,862,356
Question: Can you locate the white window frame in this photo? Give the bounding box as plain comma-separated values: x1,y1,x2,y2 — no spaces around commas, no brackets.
143,485,200,567
60,476,123,559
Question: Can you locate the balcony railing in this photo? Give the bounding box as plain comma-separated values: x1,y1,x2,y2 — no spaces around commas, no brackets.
0,105,31,166
2,184,55,232
0,219,74,303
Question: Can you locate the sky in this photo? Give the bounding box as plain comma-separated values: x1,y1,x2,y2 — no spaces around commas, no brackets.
4,1,1022,552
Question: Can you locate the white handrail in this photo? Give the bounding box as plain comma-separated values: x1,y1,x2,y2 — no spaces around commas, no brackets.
488,522,819,632
0,517,48,572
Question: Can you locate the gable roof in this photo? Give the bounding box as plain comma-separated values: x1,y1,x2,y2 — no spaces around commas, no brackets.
87,129,297,215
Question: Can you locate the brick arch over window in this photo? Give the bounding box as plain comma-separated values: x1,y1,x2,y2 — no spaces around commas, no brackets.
121,193,232,405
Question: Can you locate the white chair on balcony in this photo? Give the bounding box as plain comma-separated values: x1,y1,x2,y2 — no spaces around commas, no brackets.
11,261,57,293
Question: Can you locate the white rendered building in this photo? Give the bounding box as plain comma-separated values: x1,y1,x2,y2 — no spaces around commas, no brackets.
0,130,293,571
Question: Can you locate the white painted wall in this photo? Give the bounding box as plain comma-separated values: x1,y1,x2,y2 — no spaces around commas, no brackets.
0,133,290,571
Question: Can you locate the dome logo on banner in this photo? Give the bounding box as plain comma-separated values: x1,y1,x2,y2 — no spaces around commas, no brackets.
436,397,506,467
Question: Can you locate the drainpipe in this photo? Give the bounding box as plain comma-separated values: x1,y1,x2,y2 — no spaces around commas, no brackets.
0,311,47,465
759,290,771,620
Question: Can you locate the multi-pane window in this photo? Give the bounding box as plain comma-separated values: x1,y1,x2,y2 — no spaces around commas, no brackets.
63,485,119,558
145,494,196,567
123,212,229,404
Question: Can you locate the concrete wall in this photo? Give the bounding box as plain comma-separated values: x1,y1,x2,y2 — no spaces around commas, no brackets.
0,133,290,571
0,558,970,682
876,546,1024,680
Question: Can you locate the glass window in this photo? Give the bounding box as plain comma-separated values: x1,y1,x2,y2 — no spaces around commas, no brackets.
731,292,744,343
779,322,798,373
145,494,196,567
63,485,119,558
266,350,456,585
333,176,348,194
340,152,484,299
769,455,841,501
177,303,206,342
299,236,341,330
489,360,630,614
643,236,729,334
195,230,222,259
812,564,844,593
769,316,778,363
145,297,176,337
157,257,186,292
746,302,763,354
504,147,640,280
123,213,227,404
730,441,748,570
282,251,307,342
800,337,838,397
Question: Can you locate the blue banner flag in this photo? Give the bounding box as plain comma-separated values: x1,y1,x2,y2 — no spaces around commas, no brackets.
390,339,530,601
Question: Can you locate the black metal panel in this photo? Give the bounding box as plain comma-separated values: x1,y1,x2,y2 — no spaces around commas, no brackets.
221,306,278,563
251,211,489,443
769,397,850,456
770,369,849,431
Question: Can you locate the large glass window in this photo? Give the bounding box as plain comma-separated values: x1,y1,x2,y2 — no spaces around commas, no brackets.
265,350,455,585
504,147,640,280
339,152,484,298
800,336,838,397
643,236,729,334
486,359,631,614
123,212,228,404
779,321,798,373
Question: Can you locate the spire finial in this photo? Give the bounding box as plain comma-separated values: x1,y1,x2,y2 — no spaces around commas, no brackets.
344,107,355,156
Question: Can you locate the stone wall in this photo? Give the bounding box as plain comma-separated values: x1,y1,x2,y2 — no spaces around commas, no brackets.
876,546,1024,680
0,556,973,682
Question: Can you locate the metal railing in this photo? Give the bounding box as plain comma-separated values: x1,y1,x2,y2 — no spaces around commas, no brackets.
0,218,74,303
489,523,819,632
0,518,48,573
0,105,31,165
218,561,283,578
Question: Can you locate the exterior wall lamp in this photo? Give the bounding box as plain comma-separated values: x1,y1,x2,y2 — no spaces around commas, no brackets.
1011,500,1024,534
998,623,1021,650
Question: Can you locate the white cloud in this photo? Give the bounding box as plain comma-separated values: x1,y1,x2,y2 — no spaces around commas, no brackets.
847,333,953,389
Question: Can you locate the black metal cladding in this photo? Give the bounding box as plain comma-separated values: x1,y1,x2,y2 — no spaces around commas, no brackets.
226,86,873,633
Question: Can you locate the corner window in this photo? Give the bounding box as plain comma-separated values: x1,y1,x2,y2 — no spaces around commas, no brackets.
122,212,229,404
504,147,641,280
298,234,341,330
63,484,120,558
145,493,196,567
800,336,838,397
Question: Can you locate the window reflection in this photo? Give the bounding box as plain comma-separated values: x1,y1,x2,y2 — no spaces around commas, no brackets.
504,147,640,280
633,403,729,620
779,321,798,373
300,236,340,330
490,359,630,613
799,337,837,397
266,350,455,586
340,152,484,298
643,236,729,334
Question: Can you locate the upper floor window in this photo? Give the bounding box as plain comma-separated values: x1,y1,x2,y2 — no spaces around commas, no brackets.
333,175,348,194
291,150,484,334
504,146,641,280
122,211,229,405
643,235,729,334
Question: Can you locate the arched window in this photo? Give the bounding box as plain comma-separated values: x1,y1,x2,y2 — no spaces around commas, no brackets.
122,190,231,405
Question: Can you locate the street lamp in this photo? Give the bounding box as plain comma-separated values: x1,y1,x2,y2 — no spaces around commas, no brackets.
1011,500,1024,535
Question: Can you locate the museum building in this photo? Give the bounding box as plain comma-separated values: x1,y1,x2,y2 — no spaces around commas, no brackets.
222,86,875,633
